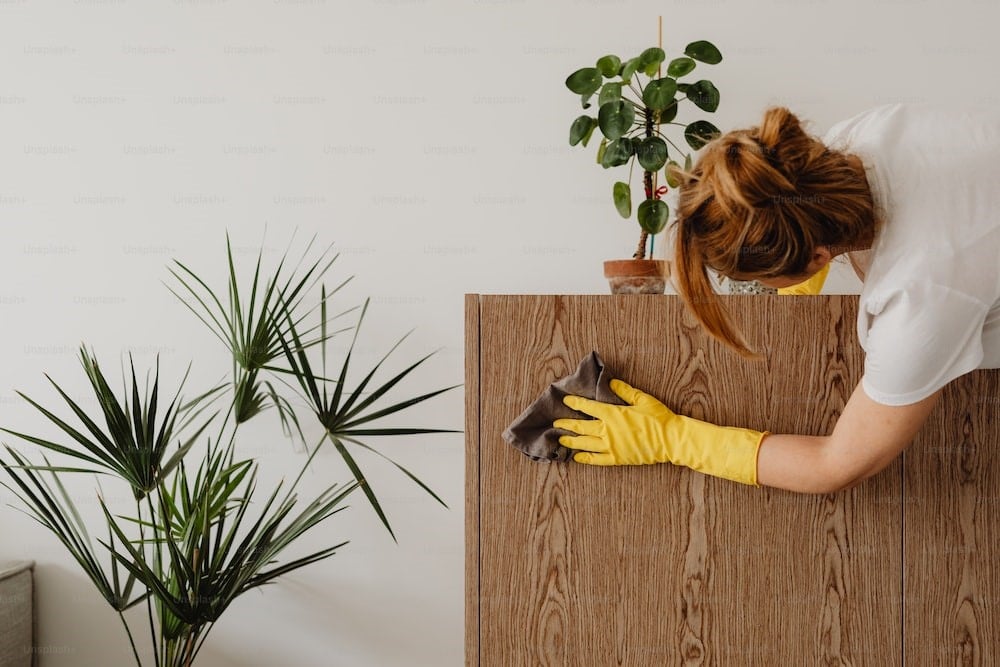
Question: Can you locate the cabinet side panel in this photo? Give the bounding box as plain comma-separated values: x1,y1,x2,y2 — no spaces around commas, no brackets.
465,294,481,667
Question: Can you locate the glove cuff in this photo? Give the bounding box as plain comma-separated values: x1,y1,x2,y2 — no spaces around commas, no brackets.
670,416,770,486
776,261,830,295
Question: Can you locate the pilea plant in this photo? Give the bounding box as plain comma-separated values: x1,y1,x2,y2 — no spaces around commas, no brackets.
566,40,724,259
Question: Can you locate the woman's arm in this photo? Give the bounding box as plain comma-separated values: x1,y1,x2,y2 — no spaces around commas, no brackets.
756,380,944,493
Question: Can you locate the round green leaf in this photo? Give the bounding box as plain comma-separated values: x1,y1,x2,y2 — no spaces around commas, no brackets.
676,82,690,94
596,137,608,165
597,100,635,141
601,137,633,168
686,79,720,112
638,199,669,234
656,101,678,124
684,120,721,150
598,82,622,107
613,181,631,218
596,55,621,78
619,57,641,83
569,116,596,146
639,47,666,77
667,57,696,78
566,67,602,95
665,160,681,188
684,40,723,65
641,78,677,111
637,136,668,171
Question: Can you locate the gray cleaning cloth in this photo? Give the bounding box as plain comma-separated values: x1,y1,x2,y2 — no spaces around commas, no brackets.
502,351,627,462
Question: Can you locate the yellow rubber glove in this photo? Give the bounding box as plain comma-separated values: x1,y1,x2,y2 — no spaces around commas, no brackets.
776,261,830,295
553,379,770,486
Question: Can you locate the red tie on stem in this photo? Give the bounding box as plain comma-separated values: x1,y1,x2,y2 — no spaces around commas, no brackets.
645,185,669,200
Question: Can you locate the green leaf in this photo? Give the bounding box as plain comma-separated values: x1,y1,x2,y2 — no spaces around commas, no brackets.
667,57,696,78
637,137,668,171
341,435,448,508
595,137,608,165
686,80,720,112
598,82,622,107
169,232,345,422
330,436,395,543
596,55,621,77
638,47,666,77
656,101,678,124
274,278,458,542
665,160,681,188
638,199,670,234
684,120,721,150
641,78,677,111
600,137,633,168
612,181,631,218
685,152,693,170
569,116,595,147
619,57,641,83
676,82,690,94
0,448,131,612
565,67,602,95
597,100,635,141
684,40,723,65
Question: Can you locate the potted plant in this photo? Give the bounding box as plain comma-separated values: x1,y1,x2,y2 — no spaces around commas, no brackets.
0,234,459,666
565,40,725,294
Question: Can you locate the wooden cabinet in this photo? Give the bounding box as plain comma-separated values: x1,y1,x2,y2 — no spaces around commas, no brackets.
465,294,1000,666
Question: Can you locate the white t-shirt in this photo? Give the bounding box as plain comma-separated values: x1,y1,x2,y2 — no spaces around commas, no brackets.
821,102,1000,406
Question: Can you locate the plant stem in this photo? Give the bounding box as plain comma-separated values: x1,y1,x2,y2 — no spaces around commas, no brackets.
189,623,214,665
282,431,329,506
633,74,646,98
149,492,168,664
634,106,656,260
117,610,143,667
653,128,687,158
210,399,236,461
621,95,643,111
627,80,644,104
182,629,197,667
634,232,649,260
139,499,161,667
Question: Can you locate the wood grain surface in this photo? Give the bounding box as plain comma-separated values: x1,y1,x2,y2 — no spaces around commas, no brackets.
904,368,1000,665
466,294,481,667
467,294,920,666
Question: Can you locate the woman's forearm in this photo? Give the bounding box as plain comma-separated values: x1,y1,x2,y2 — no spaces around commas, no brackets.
755,433,838,494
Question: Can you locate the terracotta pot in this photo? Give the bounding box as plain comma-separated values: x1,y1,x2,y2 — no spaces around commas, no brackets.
603,259,671,295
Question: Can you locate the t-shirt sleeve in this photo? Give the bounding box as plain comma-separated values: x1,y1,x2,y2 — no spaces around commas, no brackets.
861,280,988,406
822,102,904,152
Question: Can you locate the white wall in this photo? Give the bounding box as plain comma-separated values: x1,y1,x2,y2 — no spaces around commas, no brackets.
0,1,997,665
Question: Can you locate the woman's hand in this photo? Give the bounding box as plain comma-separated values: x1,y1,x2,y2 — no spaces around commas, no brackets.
553,378,769,486
554,379,678,466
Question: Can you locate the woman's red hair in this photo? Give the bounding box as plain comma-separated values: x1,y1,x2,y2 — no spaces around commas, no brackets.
667,106,880,359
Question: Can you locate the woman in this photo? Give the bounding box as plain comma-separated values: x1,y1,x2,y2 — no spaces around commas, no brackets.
554,102,1000,494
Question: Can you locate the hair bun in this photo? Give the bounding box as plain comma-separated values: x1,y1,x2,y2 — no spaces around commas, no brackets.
757,106,805,149
754,106,811,175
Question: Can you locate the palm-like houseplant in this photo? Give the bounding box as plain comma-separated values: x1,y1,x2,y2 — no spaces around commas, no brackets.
565,40,724,293
0,234,459,666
